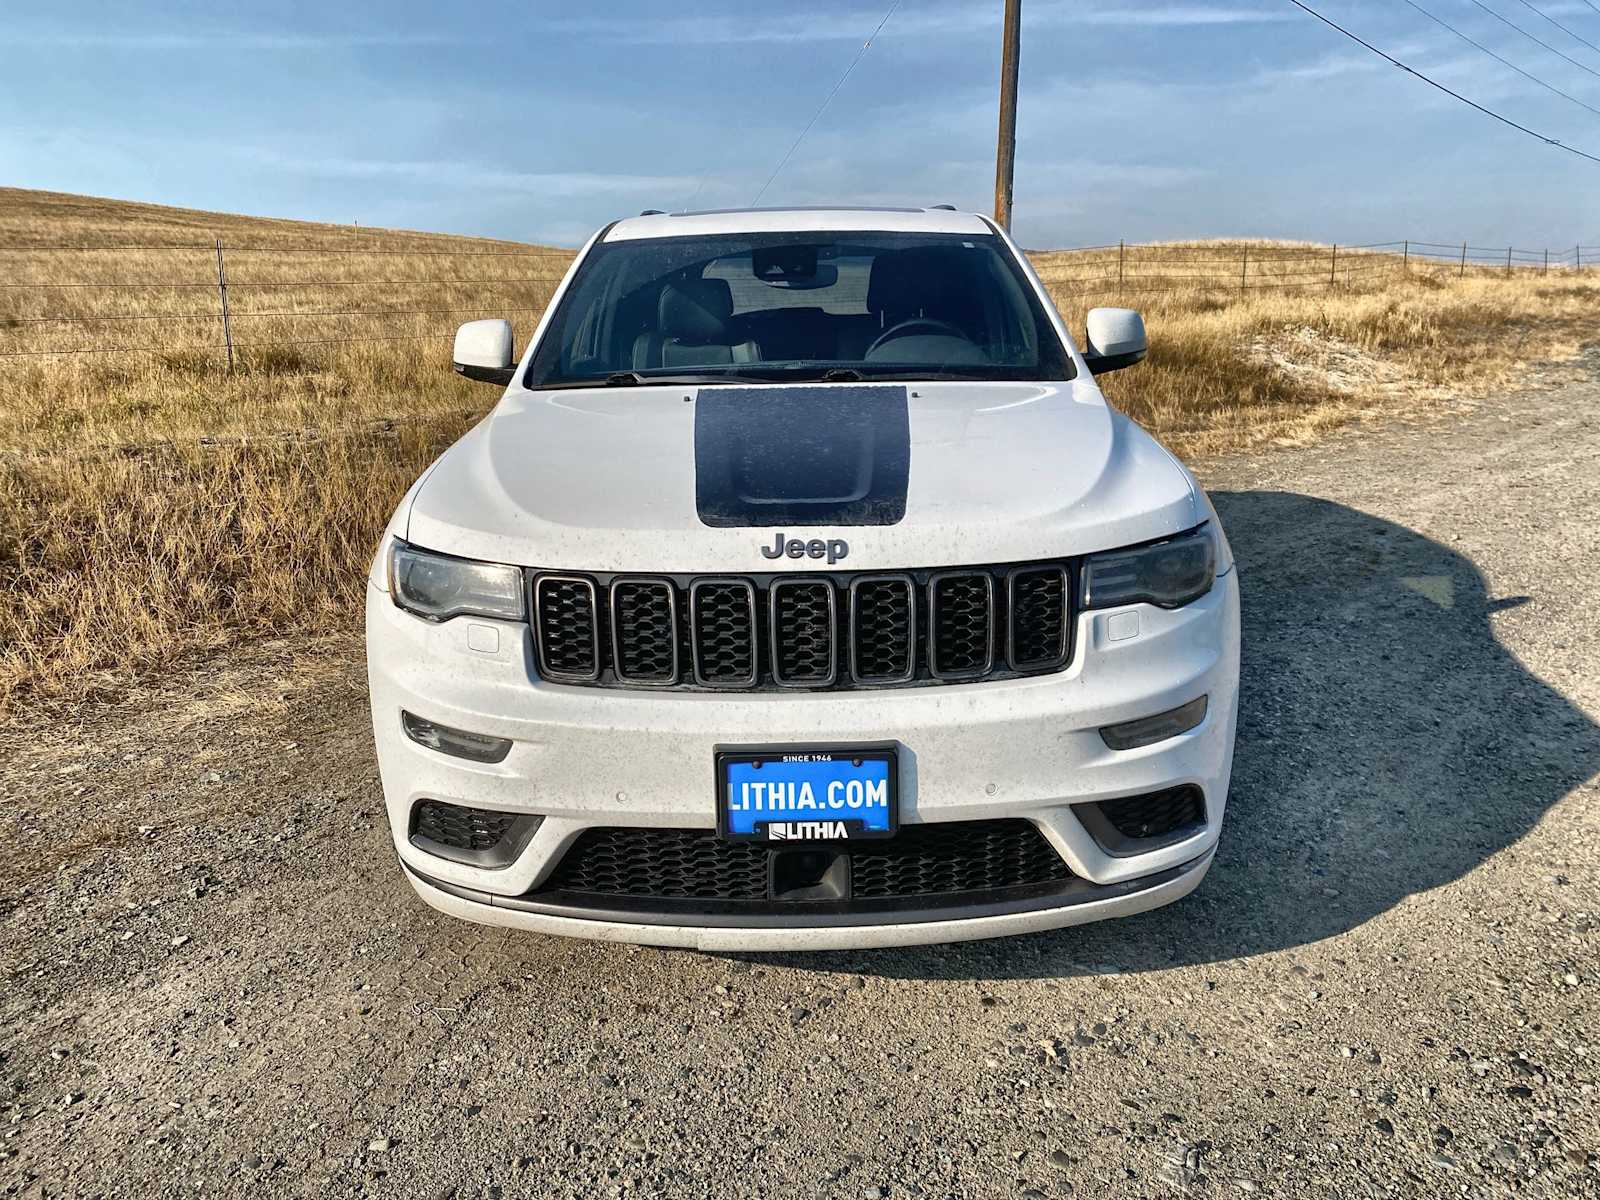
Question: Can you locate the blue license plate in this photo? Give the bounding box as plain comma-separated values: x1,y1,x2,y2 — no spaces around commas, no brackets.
718,748,898,842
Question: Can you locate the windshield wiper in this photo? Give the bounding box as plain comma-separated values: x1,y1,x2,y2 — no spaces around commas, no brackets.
543,371,769,390
540,365,1025,390
888,369,1023,381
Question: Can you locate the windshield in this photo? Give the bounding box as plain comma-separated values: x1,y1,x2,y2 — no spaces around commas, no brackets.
524,230,1075,388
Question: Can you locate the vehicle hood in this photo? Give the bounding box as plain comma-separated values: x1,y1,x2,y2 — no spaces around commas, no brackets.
405,380,1209,573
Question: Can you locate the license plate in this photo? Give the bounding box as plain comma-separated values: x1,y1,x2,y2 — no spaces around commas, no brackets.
717,747,898,842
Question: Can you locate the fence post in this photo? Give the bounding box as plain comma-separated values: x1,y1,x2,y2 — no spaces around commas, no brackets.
1402,239,1409,270
1506,246,1512,274
1460,241,1467,277
214,237,234,374
1241,246,1248,293
1329,243,1337,286
1118,239,1125,298
1544,249,1549,276
1578,245,1583,271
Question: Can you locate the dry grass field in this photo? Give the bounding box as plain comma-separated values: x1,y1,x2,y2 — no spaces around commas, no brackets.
2,188,1597,713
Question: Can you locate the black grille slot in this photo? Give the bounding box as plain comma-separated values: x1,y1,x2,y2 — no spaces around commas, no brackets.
691,580,758,686
770,579,836,685
546,828,770,899
850,576,914,683
534,576,600,680
535,820,1070,907
610,578,678,685
929,572,994,678
1098,786,1205,840
412,800,518,853
1008,566,1069,669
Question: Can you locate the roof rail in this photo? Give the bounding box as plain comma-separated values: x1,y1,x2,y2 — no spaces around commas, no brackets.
929,204,957,211
638,209,666,216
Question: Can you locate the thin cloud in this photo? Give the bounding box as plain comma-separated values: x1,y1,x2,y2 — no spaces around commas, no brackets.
548,3,1291,45
9,5,1291,51
0,124,697,200
0,30,468,50
1072,6,1294,25
248,151,698,198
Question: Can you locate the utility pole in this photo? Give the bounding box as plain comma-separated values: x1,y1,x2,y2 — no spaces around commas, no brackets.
993,0,1022,231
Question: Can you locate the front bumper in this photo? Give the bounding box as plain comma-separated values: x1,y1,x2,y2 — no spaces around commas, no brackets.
365,567,1240,950
400,849,1215,951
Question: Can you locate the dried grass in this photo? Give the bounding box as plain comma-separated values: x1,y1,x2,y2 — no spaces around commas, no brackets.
2,190,1595,711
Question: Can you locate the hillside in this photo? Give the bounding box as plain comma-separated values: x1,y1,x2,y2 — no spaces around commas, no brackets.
1,187,1595,711
0,186,544,249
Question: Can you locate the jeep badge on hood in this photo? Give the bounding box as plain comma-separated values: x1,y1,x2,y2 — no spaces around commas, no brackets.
761,533,849,564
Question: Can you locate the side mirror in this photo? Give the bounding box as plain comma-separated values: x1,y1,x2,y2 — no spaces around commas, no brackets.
452,319,516,385
1083,307,1147,375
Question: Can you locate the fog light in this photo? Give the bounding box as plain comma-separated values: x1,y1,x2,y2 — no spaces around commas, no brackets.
1099,695,1208,751
401,711,512,763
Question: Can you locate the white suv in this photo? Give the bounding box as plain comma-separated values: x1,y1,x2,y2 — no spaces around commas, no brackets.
365,206,1240,951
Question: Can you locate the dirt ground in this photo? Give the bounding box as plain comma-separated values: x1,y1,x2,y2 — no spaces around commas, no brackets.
2,364,1598,1200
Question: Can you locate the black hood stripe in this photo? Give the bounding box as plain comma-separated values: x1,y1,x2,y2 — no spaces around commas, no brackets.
693,385,910,528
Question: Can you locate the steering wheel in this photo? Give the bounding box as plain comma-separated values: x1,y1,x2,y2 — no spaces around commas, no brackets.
865,317,971,357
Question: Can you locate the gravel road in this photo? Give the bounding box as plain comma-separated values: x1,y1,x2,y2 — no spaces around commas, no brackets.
3,369,1598,1199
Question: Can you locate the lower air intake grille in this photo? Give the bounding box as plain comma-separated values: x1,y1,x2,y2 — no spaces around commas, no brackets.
412,800,520,853
545,827,770,899
848,821,1071,898
536,820,1070,906
1097,785,1206,841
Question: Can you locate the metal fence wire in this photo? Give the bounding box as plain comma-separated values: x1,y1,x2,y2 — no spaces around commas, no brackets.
0,236,1591,368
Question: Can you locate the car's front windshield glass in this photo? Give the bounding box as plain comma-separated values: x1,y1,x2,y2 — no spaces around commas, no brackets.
524,230,1075,388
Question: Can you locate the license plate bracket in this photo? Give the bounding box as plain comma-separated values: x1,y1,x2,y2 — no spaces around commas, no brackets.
716,746,898,842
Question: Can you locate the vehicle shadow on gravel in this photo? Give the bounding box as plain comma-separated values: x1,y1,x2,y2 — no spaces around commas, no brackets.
761,490,1600,980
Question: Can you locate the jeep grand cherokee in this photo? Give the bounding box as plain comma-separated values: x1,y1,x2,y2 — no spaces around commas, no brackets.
365,206,1240,950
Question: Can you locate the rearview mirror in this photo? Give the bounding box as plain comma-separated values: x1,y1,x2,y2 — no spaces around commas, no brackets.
1083,308,1147,375
453,319,515,385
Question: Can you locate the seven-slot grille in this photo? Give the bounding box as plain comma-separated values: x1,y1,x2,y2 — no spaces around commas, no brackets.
529,562,1076,691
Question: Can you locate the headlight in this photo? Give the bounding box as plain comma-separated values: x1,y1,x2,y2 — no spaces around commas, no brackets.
1082,525,1216,610
388,541,525,622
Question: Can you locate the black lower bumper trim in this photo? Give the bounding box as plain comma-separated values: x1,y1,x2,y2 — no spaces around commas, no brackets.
401,851,1212,930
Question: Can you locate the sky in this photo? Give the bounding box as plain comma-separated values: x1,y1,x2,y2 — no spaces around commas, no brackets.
3,0,1600,248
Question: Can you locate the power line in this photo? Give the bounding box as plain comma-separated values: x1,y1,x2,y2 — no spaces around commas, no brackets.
1284,0,1600,164
1511,0,1600,57
749,0,901,207
1402,0,1600,118
1465,0,1600,82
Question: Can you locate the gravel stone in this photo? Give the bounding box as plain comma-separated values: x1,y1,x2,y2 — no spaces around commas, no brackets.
3,372,1599,1198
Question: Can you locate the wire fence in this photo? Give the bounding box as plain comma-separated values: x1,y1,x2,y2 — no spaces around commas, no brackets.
0,232,577,366
0,235,1593,369
1028,238,1594,294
